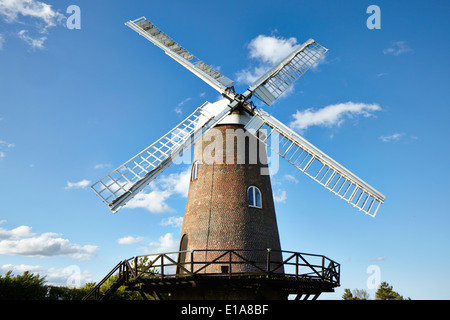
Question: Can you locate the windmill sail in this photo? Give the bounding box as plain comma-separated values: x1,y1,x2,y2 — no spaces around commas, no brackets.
92,16,385,217
249,39,328,105
92,101,232,213
245,110,385,217
125,17,234,96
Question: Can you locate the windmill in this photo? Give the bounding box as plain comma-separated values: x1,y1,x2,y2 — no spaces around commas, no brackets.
88,17,385,300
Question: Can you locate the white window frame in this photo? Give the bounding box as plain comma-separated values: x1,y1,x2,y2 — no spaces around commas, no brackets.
191,161,199,180
247,186,262,208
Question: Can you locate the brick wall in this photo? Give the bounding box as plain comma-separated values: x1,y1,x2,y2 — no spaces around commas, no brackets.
178,122,283,274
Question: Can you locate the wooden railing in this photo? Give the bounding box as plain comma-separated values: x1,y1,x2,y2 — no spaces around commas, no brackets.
83,249,340,300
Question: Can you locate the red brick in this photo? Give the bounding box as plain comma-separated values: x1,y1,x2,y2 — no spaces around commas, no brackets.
179,122,283,274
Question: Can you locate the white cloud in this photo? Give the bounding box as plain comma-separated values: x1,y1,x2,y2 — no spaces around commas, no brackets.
0,225,98,260
174,97,193,116
0,140,14,148
379,132,404,142
94,163,112,170
289,102,381,133
65,179,91,190
282,174,298,184
236,34,327,88
1,263,42,274
248,34,299,65
0,0,65,29
237,35,295,84
174,106,182,116
161,216,183,228
236,66,268,85
372,256,387,262
117,236,144,245
273,189,287,203
159,169,191,198
310,55,328,73
0,264,93,286
383,41,412,56
0,33,4,49
18,29,46,49
126,168,190,213
0,0,66,49
0,225,34,239
126,188,175,213
237,34,300,85
178,97,191,107
145,233,178,253
0,139,15,158
379,132,417,144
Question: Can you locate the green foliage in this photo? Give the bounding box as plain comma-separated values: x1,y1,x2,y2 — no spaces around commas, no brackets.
342,288,355,300
0,271,47,300
0,269,144,300
343,281,406,300
0,257,166,300
375,281,404,300
46,283,97,300
342,288,370,300
2,266,409,301
98,272,145,300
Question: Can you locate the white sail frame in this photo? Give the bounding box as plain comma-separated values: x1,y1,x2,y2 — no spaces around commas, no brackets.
125,17,234,96
249,39,328,105
92,101,232,213
245,110,385,217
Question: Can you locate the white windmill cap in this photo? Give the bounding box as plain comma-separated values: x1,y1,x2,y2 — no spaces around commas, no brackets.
198,99,251,128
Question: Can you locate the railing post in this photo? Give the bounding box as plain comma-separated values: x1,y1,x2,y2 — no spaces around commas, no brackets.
229,250,232,276
266,248,271,276
161,255,164,279
337,263,341,284
322,256,325,279
121,262,125,282
190,250,194,274
296,254,299,279
134,257,138,279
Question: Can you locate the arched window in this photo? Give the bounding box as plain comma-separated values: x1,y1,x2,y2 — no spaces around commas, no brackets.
191,161,199,180
247,186,262,208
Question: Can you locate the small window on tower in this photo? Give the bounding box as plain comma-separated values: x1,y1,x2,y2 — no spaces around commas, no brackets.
191,161,199,180
248,186,262,208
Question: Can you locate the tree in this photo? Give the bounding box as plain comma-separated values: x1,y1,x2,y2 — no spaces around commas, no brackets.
46,283,96,300
0,261,165,300
353,288,370,300
342,288,370,300
375,281,403,300
0,270,47,300
342,288,355,300
79,257,165,300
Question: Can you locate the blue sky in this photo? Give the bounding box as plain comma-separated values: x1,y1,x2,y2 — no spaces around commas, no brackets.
0,0,449,300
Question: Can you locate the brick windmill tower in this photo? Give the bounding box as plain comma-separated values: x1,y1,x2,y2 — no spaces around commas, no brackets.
174,106,286,299
180,107,282,264
88,17,385,300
